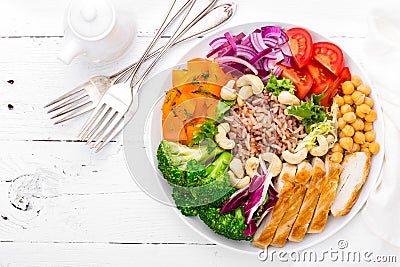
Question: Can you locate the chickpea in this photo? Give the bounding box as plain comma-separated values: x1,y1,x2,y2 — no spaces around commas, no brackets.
343,95,354,105
357,104,371,114
364,122,373,132
341,104,354,114
353,131,366,144
330,152,344,163
364,97,374,108
351,118,364,131
339,131,346,139
352,91,365,105
369,142,380,155
356,109,366,119
361,147,370,154
342,124,355,137
365,130,376,142
357,84,371,96
351,76,362,88
342,81,355,95
361,142,370,148
365,110,377,122
332,143,344,153
333,95,345,106
338,118,346,129
340,137,354,151
337,111,343,118
343,112,357,124
350,143,361,153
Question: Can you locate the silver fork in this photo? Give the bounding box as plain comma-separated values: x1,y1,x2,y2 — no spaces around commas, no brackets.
44,0,236,125
79,0,221,152
45,0,202,124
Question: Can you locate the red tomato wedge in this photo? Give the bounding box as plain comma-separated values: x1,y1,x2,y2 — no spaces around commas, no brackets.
313,42,344,75
286,28,313,69
320,67,351,107
278,64,313,99
306,60,333,95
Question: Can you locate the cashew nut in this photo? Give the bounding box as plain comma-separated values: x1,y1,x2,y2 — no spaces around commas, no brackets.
278,91,300,106
229,171,250,189
229,158,244,178
214,123,235,150
326,134,336,148
245,157,260,178
260,152,283,177
237,96,245,107
238,85,253,100
220,80,237,101
217,138,235,150
309,135,329,157
217,123,230,134
236,74,264,95
282,147,308,165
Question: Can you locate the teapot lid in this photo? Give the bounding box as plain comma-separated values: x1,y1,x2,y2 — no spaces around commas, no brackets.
67,0,115,40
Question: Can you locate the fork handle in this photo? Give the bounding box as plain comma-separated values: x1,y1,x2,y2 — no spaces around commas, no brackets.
132,0,218,91
110,2,233,83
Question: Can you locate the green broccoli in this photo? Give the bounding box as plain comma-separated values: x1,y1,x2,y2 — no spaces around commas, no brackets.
172,152,233,215
198,206,252,241
157,140,223,186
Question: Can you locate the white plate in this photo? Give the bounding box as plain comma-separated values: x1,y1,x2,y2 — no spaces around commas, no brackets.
123,22,384,254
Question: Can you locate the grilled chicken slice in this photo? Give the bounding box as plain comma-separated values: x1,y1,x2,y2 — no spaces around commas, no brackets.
308,160,342,233
252,163,297,249
289,157,326,242
294,161,313,185
331,152,371,217
270,183,307,247
270,162,312,247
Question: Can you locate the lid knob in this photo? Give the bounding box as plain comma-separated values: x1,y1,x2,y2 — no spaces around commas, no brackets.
81,5,97,22
67,0,115,40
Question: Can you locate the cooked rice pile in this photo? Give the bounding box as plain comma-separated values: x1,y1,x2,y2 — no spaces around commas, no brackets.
225,92,306,162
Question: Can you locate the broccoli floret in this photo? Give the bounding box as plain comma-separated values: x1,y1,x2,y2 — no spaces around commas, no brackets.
171,152,234,216
198,206,252,241
157,140,223,186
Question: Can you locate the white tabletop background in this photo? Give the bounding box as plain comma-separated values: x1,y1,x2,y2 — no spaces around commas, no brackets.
0,0,399,266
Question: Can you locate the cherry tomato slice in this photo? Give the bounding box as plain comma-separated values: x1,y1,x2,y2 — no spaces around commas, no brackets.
278,64,313,99
306,60,333,95
286,28,313,69
320,67,351,107
313,42,344,75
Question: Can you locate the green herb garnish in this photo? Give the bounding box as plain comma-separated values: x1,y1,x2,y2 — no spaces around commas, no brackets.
190,120,218,146
287,92,327,133
264,74,296,96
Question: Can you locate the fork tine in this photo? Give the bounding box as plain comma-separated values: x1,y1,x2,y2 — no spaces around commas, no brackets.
44,86,85,108
86,110,118,144
78,103,106,139
94,116,125,152
92,113,124,149
50,100,91,120
47,91,87,113
80,104,111,141
53,104,95,125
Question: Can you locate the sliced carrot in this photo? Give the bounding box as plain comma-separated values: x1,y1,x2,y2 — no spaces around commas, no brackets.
183,117,207,145
162,88,180,123
163,116,187,142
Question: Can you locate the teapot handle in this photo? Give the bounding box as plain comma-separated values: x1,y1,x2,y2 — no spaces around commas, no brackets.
58,40,85,65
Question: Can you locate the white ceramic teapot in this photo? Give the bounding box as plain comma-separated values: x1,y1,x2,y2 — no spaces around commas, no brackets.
58,0,136,64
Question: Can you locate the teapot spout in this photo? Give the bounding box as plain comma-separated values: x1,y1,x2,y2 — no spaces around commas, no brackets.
58,40,85,64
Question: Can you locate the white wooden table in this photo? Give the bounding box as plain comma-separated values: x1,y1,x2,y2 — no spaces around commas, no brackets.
1,0,399,266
